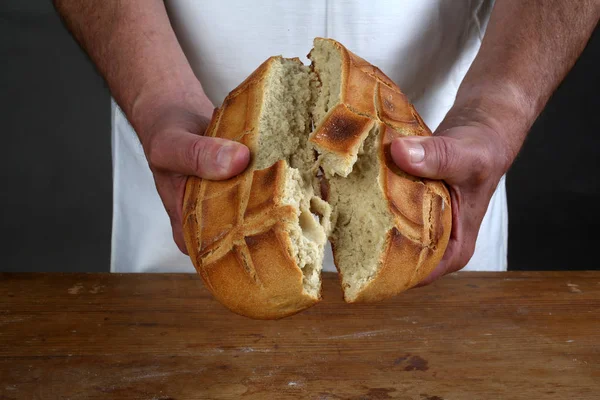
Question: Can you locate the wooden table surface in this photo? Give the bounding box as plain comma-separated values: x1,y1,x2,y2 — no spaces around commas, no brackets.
0,272,598,400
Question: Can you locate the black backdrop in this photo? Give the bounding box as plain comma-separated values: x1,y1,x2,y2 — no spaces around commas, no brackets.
507,27,600,271
1,2,598,272
1,2,111,272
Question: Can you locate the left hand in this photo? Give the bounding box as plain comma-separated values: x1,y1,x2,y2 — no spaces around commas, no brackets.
391,121,510,285
131,88,250,255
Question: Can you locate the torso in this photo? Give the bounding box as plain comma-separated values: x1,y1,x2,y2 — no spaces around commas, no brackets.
111,0,506,273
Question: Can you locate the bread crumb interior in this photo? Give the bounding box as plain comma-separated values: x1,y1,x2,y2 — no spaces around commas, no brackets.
325,125,392,301
255,41,392,301
256,58,330,299
309,39,342,127
310,39,392,300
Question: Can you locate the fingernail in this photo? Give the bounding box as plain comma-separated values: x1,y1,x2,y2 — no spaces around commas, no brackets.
405,140,425,163
215,145,238,170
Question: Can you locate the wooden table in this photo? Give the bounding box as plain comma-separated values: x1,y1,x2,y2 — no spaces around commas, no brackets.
0,272,598,399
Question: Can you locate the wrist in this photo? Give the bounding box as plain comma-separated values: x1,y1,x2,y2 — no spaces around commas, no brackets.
438,81,535,171
128,76,214,141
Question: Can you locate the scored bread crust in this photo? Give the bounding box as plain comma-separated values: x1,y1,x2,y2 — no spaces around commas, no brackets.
183,39,452,318
182,58,319,320
308,38,451,302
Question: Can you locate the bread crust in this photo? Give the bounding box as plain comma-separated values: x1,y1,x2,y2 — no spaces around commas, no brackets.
183,58,319,319
308,38,451,302
183,40,452,318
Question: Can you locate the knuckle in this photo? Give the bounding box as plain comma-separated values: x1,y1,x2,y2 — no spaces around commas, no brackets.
165,203,180,222
449,250,473,274
432,138,454,176
459,249,474,270
146,136,164,170
457,238,477,271
186,137,210,175
468,144,495,186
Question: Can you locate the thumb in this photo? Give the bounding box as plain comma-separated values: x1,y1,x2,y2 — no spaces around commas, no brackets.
390,135,464,181
148,130,250,180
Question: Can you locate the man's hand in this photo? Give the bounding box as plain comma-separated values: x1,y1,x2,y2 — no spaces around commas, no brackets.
388,0,599,284
391,119,509,285
134,91,250,254
54,0,253,254
55,0,598,267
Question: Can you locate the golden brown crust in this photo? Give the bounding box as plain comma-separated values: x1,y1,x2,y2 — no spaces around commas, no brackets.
351,228,422,302
184,38,451,316
202,224,317,320
310,38,451,303
311,104,375,156
182,58,319,320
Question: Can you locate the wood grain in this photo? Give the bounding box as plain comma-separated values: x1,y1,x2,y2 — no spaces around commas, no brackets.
0,272,599,399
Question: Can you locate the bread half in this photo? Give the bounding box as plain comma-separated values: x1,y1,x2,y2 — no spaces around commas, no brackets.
183,38,451,319
308,39,451,302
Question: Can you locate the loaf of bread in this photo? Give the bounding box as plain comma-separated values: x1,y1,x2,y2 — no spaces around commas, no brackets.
182,38,451,319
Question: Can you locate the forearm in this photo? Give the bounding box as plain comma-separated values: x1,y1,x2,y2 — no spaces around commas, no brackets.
442,0,599,168
54,0,209,135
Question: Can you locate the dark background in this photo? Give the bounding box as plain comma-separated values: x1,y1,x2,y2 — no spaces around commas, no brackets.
1,2,598,272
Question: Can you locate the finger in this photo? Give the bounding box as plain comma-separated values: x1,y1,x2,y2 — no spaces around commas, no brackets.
152,171,189,255
416,261,448,287
391,136,468,181
415,189,470,287
148,130,250,180
172,220,188,255
416,240,470,287
416,217,479,287
414,240,455,287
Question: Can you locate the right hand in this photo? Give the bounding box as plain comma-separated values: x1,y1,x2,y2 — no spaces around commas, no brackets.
391,121,508,286
132,89,250,255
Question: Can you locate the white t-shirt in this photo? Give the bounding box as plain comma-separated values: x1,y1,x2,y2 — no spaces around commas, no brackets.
111,0,507,273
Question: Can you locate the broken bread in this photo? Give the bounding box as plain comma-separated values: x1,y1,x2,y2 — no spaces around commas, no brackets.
182,38,451,319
